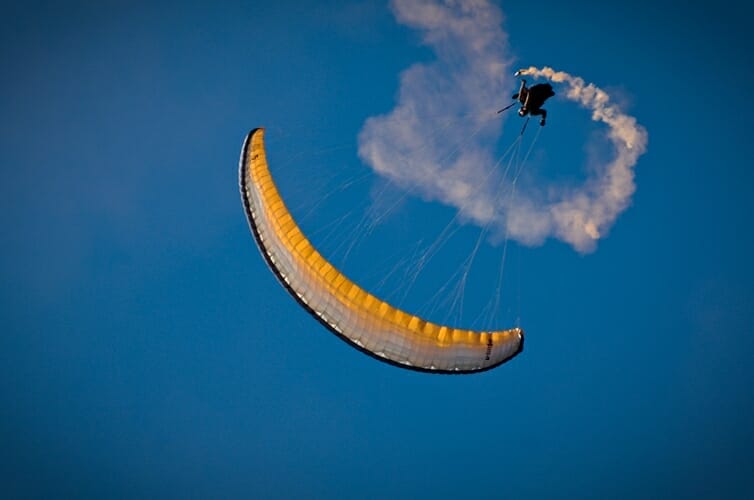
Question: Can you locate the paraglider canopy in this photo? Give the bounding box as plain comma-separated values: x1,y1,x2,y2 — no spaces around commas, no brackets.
239,128,524,373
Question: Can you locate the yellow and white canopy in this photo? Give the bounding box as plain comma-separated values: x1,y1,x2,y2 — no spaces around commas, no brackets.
240,128,523,373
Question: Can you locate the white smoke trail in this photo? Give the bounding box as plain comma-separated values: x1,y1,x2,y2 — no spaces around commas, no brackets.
358,0,648,253
510,66,648,251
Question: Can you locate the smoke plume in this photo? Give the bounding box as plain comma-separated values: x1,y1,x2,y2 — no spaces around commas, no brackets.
358,0,648,253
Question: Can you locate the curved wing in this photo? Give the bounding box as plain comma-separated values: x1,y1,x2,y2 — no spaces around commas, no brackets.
239,128,524,373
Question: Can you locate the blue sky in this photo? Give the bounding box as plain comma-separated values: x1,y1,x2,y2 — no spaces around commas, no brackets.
2,0,753,498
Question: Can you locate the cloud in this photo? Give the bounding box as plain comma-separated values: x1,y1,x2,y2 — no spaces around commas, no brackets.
357,0,648,253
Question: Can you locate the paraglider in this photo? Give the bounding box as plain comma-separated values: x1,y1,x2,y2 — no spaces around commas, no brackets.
239,128,524,373
498,70,555,126
512,79,554,126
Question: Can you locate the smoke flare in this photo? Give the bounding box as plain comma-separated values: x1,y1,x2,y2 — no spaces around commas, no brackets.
358,0,648,253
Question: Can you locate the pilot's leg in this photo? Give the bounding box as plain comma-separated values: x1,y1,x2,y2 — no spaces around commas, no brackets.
532,109,547,126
